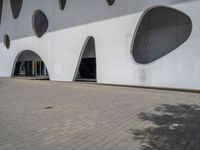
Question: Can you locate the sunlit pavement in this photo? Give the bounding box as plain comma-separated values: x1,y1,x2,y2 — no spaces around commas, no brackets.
0,78,200,150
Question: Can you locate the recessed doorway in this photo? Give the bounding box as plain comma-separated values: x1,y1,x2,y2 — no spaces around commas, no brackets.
74,36,96,82
13,50,49,80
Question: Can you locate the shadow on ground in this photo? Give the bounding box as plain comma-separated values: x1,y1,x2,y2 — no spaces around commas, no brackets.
131,104,200,150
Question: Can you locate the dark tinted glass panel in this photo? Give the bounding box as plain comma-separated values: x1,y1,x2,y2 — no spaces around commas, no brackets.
79,58,96,79
132,7,192,64
59,0,66,10
10,0,23,19
106,0,115,6
3,34,10,49
32,10,48,38
14,62,21,76
24,61,32,76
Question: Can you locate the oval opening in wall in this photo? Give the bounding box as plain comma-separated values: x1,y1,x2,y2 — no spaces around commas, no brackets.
106,0,115,6
132,6,192,64
58,0,66,10
10,0,23,19
32,10,49,38
3,34,10,49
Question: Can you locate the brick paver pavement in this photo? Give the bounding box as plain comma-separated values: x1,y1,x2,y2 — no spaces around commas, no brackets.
0,78,200,150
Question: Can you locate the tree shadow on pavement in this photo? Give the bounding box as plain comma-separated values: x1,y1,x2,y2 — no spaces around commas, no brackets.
131,104,200,150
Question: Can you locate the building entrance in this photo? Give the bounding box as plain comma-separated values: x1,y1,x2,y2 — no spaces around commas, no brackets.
13,51,49,79
75,37,96,82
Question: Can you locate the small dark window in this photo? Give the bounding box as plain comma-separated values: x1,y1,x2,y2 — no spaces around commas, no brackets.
0,0,3,24
106,0,115,6
3,34,10,49
132,7,192,64
58,0,66,10
32,10,49,38
10,0,23,19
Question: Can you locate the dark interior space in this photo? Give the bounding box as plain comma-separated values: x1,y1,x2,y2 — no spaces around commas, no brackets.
13,51,49,79
75,37,96,82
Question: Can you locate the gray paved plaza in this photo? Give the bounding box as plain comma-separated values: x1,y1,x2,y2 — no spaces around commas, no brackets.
0,78,200,150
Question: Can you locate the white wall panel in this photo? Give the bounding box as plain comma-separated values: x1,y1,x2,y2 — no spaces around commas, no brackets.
0,0,199,90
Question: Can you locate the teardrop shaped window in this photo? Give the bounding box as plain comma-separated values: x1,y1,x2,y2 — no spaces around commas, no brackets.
132,7,192,64
58,0,66,10
32,10,49,38
10,0,23,19
3,34,10,49
106,0,115,6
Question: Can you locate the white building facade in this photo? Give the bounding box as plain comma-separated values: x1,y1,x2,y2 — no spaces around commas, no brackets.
0,0,200,90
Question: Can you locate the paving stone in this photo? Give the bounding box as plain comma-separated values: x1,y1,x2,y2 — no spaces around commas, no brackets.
0,78,199,150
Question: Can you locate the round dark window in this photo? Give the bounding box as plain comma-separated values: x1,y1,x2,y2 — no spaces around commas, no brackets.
132,7,192,64
106,0,115,6
3,34,10,49
10,0,23,19
32,10,49,38
58,0,66,10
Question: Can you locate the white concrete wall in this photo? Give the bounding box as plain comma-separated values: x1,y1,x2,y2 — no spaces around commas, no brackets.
0,0,200,90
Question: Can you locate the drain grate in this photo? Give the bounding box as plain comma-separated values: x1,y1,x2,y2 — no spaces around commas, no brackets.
45,106,53,109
